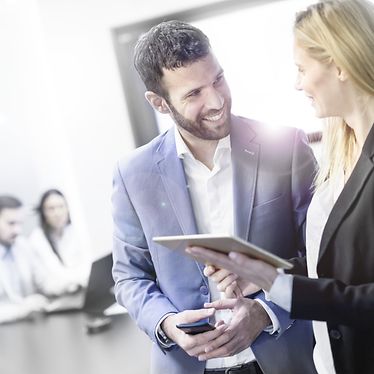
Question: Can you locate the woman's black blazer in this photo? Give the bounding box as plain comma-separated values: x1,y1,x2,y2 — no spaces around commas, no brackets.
289,124,374,374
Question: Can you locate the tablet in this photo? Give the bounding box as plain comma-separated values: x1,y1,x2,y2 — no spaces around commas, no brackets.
153,234,293,269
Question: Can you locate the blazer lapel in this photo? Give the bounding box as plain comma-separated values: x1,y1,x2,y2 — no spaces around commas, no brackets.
155,128,198,236
319,125,374,261
231,117,259,240
155,128,208,279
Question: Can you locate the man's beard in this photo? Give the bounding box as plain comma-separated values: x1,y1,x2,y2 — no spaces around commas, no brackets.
0,237,15,248
167,100,231,141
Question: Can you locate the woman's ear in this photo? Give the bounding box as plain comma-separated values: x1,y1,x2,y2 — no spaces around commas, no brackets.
337,66,348,82
145,91,170,114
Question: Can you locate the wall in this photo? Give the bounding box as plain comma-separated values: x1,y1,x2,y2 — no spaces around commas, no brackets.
0,0,80,235
0,0,220,258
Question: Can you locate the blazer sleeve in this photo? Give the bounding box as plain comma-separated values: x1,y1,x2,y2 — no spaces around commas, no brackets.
111,161,178,344
291,275,374,327
254,292,295,335
286,256,308,276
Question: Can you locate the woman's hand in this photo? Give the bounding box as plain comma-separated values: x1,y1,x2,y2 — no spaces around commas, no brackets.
187,247,278,292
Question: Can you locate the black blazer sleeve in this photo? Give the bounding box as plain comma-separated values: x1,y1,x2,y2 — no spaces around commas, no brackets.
291,275,374,327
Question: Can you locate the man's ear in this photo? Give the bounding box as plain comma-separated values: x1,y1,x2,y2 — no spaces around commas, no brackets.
145,91,170,114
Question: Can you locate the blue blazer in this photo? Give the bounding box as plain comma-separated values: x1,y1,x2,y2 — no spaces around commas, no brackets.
112,116,317,374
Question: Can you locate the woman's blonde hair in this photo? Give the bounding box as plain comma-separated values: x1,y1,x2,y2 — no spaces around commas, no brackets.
294,0,374,188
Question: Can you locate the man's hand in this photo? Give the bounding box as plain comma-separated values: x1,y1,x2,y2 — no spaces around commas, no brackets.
196,298,271,361
161,308,226,357
187,247,278,292
204,265,260,298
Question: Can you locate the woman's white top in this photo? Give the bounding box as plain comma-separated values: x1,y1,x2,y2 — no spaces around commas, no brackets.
29,225,91,291
305,173,344,374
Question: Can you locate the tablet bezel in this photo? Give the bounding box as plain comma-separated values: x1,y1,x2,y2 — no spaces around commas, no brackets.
153,234,293,269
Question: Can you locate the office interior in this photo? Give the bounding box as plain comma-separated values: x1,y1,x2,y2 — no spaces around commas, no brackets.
2,0,365,373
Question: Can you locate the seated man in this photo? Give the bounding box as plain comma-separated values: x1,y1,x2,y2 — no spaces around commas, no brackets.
0,195,65,324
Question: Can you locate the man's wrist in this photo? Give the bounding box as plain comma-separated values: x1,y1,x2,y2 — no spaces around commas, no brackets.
253,298,279,334
156,313,176,348
157,325,175,347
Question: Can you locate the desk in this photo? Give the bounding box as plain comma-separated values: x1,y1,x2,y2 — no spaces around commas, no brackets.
0,312,151,374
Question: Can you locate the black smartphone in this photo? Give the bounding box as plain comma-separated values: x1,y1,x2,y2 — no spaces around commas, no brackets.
176,320,215,335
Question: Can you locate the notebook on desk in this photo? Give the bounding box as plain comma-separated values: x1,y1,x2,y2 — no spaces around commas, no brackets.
45,253,126,315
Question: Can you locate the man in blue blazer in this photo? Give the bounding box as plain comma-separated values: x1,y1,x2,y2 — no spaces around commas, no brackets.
112,20,317,374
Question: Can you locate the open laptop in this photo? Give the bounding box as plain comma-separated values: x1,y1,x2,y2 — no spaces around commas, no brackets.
45,253,125,315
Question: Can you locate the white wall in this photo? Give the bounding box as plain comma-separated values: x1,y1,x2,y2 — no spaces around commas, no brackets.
0,0,80,235
0,0,220,258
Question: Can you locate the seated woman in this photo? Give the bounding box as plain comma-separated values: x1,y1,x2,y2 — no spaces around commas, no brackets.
29,189,91,292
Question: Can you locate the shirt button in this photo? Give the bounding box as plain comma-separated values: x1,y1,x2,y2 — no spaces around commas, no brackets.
329,329,341,340
200,285,209,295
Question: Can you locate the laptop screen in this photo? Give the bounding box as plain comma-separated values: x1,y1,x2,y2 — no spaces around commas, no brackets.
83,253,116,314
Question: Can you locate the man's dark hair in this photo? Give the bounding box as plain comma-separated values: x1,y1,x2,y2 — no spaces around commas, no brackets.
134,20,211,98
0,195,22,215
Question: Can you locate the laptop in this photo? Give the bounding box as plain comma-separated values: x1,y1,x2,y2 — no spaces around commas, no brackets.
45,253,125,315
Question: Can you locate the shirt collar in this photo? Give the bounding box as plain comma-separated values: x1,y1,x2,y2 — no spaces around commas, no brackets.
174,126,231,160
0,243,11,259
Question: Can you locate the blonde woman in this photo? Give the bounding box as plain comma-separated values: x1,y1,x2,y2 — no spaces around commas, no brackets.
187,1,374,373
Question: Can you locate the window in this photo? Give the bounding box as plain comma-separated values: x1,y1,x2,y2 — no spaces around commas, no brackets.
113,0,329,146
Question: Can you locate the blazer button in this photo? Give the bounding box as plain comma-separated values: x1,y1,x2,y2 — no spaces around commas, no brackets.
200,285,209,295
329,329,341,340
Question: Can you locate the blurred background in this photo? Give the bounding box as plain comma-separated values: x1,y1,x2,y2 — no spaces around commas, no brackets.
3,0,373,372
1,0,326,261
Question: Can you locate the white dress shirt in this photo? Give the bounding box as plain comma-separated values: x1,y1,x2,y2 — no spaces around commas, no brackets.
0,238,49,323
29,225,91,288
269,174,344,374
174,128,254,369
305,175,343,374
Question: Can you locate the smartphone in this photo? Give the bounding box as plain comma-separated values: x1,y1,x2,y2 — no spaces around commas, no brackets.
176,320,215,335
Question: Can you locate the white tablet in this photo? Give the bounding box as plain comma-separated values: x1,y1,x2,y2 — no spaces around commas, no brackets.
153,234,293,270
